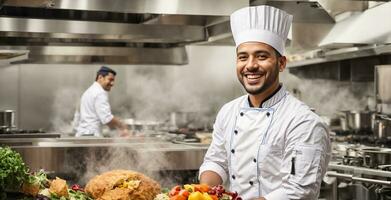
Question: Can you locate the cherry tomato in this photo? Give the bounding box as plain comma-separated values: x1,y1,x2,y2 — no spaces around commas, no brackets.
169,185,181,197
71,184,84,191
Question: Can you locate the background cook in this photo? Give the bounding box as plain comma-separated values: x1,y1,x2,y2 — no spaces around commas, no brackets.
75,66,129,137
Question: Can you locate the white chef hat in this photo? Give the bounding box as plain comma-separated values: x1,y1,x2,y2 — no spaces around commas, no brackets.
230,5,293,55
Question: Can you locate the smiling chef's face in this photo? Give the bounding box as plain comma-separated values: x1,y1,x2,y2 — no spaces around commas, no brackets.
236,42,286,95
97,73,115,91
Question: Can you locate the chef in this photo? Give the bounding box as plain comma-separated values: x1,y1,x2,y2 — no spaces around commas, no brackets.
75,66,129,137
199,5,331,200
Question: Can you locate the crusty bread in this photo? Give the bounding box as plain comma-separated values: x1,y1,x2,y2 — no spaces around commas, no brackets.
85,170,161,200
99,188,132,200
21,182,40,197
49,177,69,198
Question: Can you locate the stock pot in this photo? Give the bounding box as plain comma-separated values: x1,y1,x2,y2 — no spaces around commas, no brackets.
0,110,15,133
339,110,374,131
359,147,391,168
373,115,391,139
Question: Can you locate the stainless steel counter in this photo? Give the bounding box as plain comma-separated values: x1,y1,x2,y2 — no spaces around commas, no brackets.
0,136,209,184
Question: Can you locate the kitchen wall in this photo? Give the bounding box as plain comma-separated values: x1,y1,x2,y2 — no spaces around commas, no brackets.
0,46,243,132
0,45,374,132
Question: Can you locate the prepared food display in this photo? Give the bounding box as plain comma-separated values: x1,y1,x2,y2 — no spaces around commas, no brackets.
85,170,161,200
0,147,93,200
154,184,242,200
1,146,241,200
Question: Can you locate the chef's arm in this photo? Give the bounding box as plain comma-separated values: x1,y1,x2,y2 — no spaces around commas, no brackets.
200,170,223,187
107,116,124,129
199,105,229,186
107,116,129,136
263,121,330,200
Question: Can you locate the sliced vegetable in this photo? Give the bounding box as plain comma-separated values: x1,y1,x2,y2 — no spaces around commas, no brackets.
27,170,49,189
68,189,93,200
154,193,170,200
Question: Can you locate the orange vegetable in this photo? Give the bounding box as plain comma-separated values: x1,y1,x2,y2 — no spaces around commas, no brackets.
194,184,210,193
170,194,187,200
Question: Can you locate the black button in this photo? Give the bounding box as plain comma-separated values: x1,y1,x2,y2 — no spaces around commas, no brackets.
240,112,244,116
234,130,238,135
231,149,235,154
231,175,236,179
253,158,257,163
266,112,270,117
249,181,254,185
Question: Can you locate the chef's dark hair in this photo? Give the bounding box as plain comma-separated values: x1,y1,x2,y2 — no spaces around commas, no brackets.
275,49,282,58
96,66,116,81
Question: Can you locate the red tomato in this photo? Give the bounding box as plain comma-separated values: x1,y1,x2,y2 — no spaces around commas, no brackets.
169,185,181,197
71,184,84,191
178,189,190,197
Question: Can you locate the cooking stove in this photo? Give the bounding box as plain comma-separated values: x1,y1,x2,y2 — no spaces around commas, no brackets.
334,129,391,148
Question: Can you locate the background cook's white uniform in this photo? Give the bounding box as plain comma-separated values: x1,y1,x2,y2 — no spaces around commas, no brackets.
200,86,331,199
76,82,114,137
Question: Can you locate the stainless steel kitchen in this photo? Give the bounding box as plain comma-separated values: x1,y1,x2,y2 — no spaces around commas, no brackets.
0,1,391,200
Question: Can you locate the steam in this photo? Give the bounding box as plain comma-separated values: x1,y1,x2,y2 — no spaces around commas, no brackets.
49,46,374,132
63,144,188,187
281,72,374,116
110,45,240,126
119,66,237,123
50,87,83,133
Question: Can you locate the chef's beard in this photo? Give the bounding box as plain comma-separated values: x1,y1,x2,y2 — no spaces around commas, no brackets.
102,84,113,91
240,62,280,95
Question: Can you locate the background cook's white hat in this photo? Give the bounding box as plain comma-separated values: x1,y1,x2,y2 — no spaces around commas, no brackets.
230,5,293,55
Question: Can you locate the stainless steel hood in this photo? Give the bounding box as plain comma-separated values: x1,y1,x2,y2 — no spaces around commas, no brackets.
252,1,390,51
287,1,391,67
248,1,391,81
0,0,248,65
319,1,391,48
0,49,28,64
1,0,390,67
3,45,188,65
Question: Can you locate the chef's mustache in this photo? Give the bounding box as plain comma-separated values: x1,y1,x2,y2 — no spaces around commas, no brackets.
243,67,266,75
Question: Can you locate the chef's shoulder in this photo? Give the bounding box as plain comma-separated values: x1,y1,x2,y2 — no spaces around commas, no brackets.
214,95,246,123
83,83,108,99
284,95,329,142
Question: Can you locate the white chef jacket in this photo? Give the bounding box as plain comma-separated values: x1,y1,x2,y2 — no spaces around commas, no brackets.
76,82,114,137
199,85,331,200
